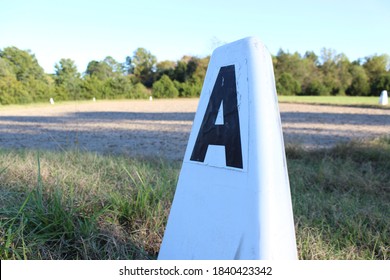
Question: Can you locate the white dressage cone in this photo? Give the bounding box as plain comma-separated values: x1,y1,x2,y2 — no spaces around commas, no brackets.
158,37,297,260
379,90,388,105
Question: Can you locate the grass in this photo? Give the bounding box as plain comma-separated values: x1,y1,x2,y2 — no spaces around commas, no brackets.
0,137,389,259
287,137,390,259
278,95,386,107
0,151,179,259
1,96,387,112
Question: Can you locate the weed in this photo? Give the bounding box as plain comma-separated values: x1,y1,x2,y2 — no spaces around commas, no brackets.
0,137,388,259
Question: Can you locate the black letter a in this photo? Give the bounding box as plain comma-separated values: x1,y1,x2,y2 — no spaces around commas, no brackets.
190,65,243,169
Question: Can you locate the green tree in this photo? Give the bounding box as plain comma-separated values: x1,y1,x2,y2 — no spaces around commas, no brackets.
0,75,29,104
274,50,308,95
0,47,52,104
335,54,352,95
276,72,301,95
319,48,340,95
171,56,209,97
174,80,202,97
103,56,122,74
363,54,389,81
274,50,308,81
156,60,176,80
188,56,209,85
363,54,390,95
173,60,187,82
371,73,390,95
127,48,157,87
84,56,124,99
81,75,104,99
303,51,319,65
0,46,45,81
0,57,14,77
54,58,81,100
131,82,150,99
346,64,370,96
86,60,115,80
317,48,352,95
300,51,323,95
304,78,329,96
152,74,178,98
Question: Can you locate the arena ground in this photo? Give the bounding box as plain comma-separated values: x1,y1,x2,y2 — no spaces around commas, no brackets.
0,99,389,159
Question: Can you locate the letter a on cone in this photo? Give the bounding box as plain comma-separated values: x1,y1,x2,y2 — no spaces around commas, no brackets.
158,37,297,260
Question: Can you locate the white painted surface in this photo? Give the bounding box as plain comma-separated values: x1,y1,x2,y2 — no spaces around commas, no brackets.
379,90,388,105
158,37,297,260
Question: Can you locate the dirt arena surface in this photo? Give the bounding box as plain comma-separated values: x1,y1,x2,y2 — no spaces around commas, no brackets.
0,99,389,160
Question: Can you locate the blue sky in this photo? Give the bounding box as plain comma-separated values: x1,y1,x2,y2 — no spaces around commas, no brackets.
1,0,389,73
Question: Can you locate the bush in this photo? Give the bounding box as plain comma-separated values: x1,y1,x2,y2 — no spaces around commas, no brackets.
0,76,30,104
131,83,150,99
346,66,370,96
276,72,301,95
371,73,390,96
303,80,329,96
80,76,150,100
174,80,202,97
152,75,178,98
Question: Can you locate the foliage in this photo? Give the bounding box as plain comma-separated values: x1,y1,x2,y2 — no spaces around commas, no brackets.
126,48,157,88
152,75,178,98
274,48,390,97
363,54,389,81
276,72,301,95
0,46,45,81
174,80,202,97
80,75,149,100
54,58,81,101
0,47,53,104
155,60,176,81
1,45,389,105
371,72,390,95
304,79,329,96
0,75,29,104
346,64,370,96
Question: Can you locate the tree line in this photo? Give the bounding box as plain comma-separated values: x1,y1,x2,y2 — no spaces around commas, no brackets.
274,49,390,96
0,46,389,105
